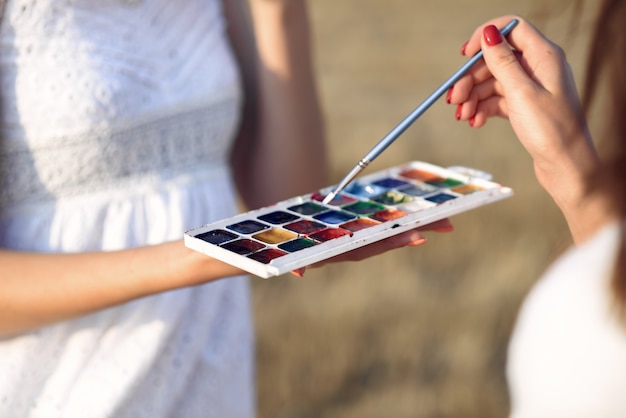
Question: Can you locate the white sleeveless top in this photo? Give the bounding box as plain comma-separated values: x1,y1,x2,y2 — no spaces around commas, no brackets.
0,1,255,417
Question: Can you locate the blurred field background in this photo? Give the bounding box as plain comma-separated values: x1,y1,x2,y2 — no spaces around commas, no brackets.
251,1,599,417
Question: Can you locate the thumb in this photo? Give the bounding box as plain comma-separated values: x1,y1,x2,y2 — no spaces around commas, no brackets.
481,25,531,92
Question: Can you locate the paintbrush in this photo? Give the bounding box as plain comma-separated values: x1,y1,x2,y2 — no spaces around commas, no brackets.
322,18,519,205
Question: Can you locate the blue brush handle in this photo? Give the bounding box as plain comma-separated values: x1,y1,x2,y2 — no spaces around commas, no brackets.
322,19,519,205
361,18,519,165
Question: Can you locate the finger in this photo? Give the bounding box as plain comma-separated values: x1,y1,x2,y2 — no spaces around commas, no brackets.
460,15,523,57
340,229,427,262
451,48,522,106
290,267,306,278
450,62,494,104
418,218,454,232
308,229,428,267
480,24,536,96
456,78,502,121
468,96,509,128
460,17,554,96
374,229,427,251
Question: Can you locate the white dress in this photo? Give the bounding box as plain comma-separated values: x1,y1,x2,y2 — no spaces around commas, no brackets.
507,222,626,418
0,1,255,417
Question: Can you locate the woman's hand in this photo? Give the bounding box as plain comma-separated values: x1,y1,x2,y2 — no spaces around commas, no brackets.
449,16,609,243
290,218,454,277
450,16,596,178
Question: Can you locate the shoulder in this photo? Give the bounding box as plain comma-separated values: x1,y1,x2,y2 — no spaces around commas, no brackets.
507,222,626,418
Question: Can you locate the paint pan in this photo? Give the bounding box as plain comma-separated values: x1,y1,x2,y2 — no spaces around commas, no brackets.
184,161,513,278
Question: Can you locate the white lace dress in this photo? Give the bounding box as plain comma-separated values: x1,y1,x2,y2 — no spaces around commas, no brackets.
0,1,255,417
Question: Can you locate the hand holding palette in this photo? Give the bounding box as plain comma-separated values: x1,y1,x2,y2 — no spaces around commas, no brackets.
184,161,513,278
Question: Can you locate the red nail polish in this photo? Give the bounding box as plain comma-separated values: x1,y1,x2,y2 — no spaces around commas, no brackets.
484,25,503,46
291,268,306,277
407,238,427,247
456,104,463,120
460,41,468,55
446,87,453,104
469,115,475,127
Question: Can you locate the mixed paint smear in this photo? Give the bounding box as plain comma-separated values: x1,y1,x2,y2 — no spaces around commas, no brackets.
194,166,485,265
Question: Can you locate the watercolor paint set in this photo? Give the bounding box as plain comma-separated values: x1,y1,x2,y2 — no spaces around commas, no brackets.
184,161,513,278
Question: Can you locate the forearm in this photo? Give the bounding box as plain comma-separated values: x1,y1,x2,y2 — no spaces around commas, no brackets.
227,0,327,208
532,130,612,245
0,242,243,336
539,165,614,246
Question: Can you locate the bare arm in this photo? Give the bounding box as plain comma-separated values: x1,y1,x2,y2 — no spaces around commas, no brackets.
0,242,245,337
225,0,327,208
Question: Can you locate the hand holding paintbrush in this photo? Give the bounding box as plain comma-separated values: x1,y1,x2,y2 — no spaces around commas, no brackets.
322,19,519,204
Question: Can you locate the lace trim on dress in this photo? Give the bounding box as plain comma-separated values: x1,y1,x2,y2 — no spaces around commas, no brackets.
0,98,240,207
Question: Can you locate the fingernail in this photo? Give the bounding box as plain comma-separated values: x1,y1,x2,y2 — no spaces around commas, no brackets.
407,238,427,247
484,25,503,46
446,87,453,104
469,115,475,127
460,41,468,55
291,268,306,278
455,104,463,120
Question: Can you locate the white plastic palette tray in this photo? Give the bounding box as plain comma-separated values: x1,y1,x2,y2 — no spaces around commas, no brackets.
184,161,513,278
